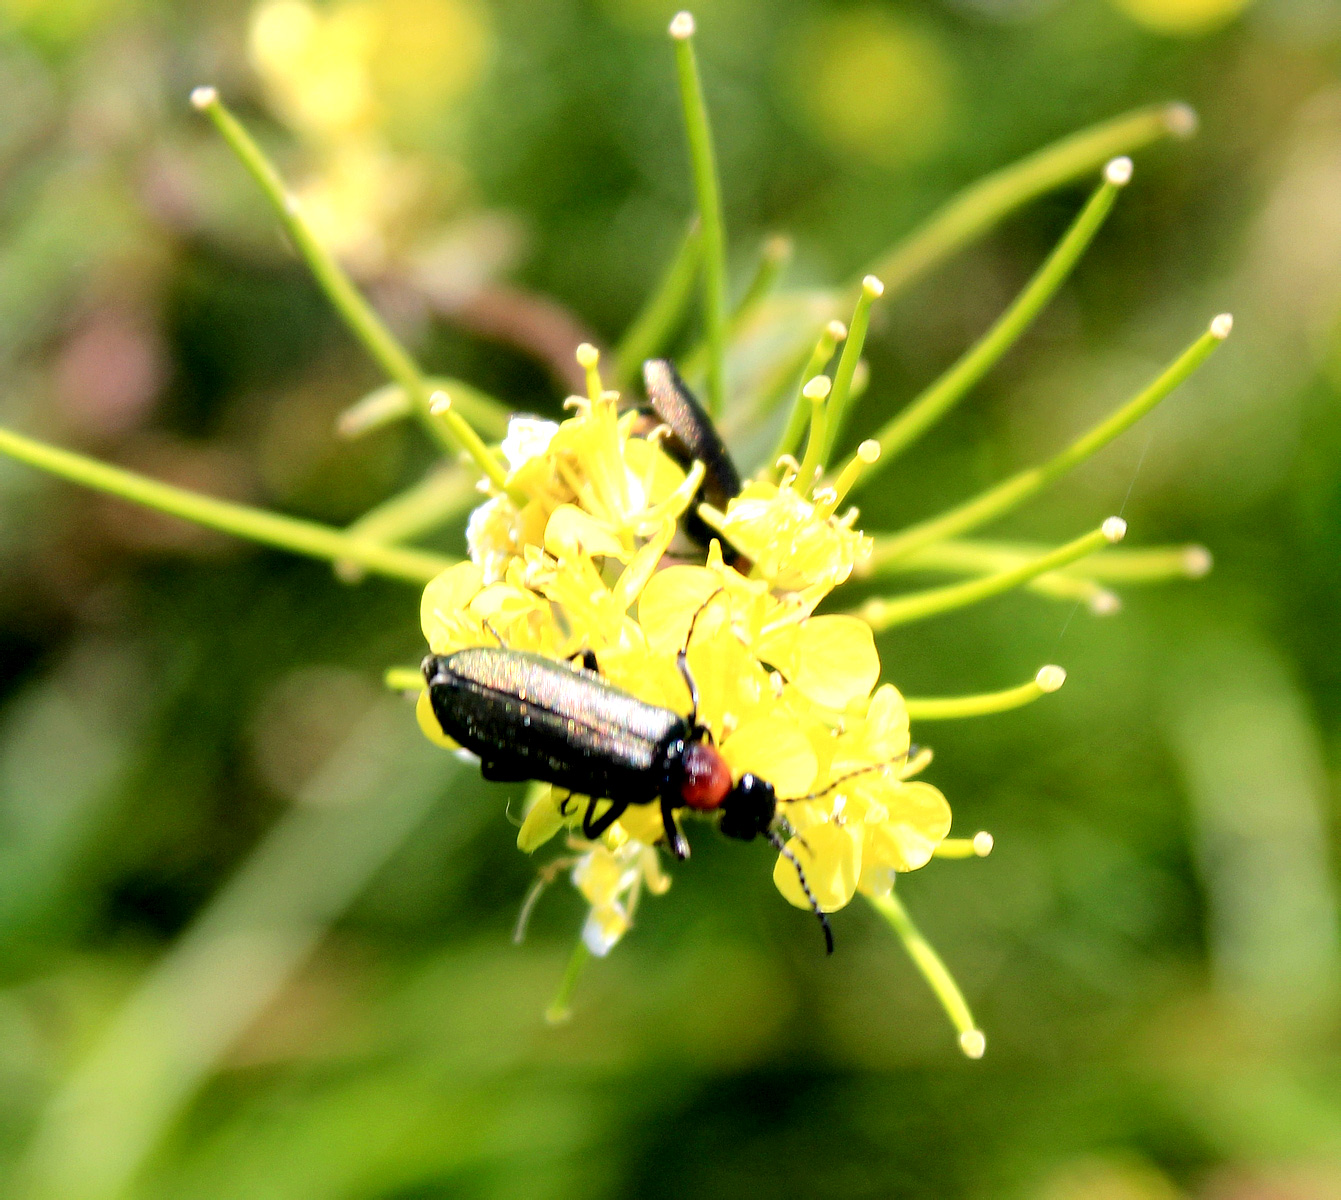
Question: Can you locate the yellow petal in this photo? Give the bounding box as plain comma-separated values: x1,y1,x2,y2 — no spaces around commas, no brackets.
420,561,484,650
415,689,458,749
544,504,627,561
616,802,667,846
517,786,565,853
572,845,628,907
637,565,722,654
865,781,952,872
721,715,818,798
789,615,880,709
772,822,862,912
583,903,629,956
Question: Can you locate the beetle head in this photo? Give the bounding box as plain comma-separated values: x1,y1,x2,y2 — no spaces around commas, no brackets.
716,772,776,841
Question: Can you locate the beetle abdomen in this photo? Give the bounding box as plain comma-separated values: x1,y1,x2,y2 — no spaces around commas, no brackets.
643,359,742,512
424,648,687,803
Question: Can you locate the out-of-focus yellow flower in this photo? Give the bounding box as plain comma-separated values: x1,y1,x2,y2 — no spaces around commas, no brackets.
781,8,955,168
1106,0,1254,36
247,0,492,266
249,0,491,140
571,832,670,956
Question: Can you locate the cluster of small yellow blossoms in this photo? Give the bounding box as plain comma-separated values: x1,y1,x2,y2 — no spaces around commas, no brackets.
415,351,955,958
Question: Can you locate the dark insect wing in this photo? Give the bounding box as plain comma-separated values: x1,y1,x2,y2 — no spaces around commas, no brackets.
642,359,742,512
424,648,687,805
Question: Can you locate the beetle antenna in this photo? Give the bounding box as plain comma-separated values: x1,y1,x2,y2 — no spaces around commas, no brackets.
481,617,507,648
766,828,834,955
782,752,910,804
677,586,725,724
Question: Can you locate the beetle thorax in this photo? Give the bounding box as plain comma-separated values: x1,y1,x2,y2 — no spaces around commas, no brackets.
679,740,733,810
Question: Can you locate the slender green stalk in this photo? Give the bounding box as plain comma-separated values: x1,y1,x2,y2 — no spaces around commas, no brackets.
865,539,1117,608
545,936,591,1024
337,377,510,441
190,88,511,493
773,321,845,465
794,376,831,494
874,316,1231,562
681,233,793,379
1071,542,1213,581
934,832,994,859
860,102,1196,299
867,891,985,1058
384,667,423,691
821,275,884,463
613,220,702,387
868,161,1130,470
670,14,728,418
732,234,792,326
861,519,1124,630
0,426,454,584
905,665,1066,720
335,467,477,582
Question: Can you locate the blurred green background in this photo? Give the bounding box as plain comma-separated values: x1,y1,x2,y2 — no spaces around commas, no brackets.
0,0,1339,1196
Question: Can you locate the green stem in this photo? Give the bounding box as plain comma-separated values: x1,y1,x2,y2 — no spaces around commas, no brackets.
860,520,1123,630
545,935,591,1024
670,16,728,418
905,665,1065,720
613,220,702,388
337,377,510,442
384,667,423,691
867,890,984,1057
865,163,1127,473
191,88,511,494
681,233,792,379
874,317,1230,562
865,539,1115,608
794,377,831,495
732,234,792,326
0,426,454,584
773,322,844,466
861,102,1195,299
335,467,477,582
821,276,883,464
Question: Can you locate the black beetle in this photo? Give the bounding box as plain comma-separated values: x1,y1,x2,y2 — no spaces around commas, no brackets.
640,359,747,563
421,599,851,952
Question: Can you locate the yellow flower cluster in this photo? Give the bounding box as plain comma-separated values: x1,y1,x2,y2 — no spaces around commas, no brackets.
418,375,953,954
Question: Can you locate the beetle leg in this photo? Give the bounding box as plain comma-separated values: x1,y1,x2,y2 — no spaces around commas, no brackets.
661,795,690,860
569,648,599,674
582,798,629,840
480,760,532,782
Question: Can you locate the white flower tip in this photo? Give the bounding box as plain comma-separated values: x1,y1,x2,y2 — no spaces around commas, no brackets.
765,233,793,261
1101,516,1127,543
428,390,452,415
190,85,218,110
959,1029,987,1059
575,342,600,368
1210,313,1234,339
1089,589,1122,616
1183,545,1213,577
862,274,885,299
1165,102,1199,138
1036,664,1067,693
972,831,994,857
669,11,695,39
857,439,880,465
802,375,832,401
1104,156,1133,187
826,319,848,342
